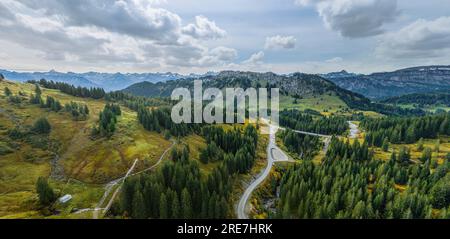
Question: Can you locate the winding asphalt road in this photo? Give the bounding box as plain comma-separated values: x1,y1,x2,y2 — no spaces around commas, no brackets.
237,122,280,219
348,121,360,139
236,122,334,219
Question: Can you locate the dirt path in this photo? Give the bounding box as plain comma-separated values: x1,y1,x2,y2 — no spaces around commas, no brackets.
90,140,175,218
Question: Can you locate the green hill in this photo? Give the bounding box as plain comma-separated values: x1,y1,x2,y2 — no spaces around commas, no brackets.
0,79,172,218
122,71,423,116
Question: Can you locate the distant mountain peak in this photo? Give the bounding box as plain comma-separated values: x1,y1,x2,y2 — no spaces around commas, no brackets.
323,65,450,99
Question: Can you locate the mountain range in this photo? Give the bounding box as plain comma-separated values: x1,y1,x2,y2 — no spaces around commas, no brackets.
322,66,450,99
2,65,450,100
0,69,216,92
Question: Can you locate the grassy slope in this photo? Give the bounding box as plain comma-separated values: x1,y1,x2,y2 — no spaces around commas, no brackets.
279,93,382,118
0,80,171,218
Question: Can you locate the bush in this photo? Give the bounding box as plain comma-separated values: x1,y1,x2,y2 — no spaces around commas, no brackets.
33,117,51,134
0,142,13,155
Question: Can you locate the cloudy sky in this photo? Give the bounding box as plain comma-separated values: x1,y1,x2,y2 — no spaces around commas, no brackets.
0,0,449,74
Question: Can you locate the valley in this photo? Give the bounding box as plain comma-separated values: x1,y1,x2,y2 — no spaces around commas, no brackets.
0,69,449,219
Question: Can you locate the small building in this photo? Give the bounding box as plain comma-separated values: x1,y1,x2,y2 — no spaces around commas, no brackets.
58,194,72,204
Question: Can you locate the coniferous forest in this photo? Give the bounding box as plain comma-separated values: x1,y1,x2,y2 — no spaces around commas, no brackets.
280,109,348,135
115,125,258,218
363,113,450,146
275,138,450,219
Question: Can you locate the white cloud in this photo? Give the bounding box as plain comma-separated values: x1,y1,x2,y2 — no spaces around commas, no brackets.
265,35,297,49
243,51,265,65
296,0,398,38
325,57,343,63
376,16,450,59
182,15,227,40
0,0,235,70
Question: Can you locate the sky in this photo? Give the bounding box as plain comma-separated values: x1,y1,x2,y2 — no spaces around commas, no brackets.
0,0,449,74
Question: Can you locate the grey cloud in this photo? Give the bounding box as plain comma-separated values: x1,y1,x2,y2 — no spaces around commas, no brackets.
298,0,398,38
0,0,236,69
18,0,182,43
376,17,450,59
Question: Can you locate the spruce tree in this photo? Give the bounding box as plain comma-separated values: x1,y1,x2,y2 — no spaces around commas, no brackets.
382,138,389,152
417,138,424,151
36,177,56,206
4,87,12,96
421,148,432,163
33,117,51,134
159,193,168,219
132,191,146,219
171,194,180,219
181,188,192,219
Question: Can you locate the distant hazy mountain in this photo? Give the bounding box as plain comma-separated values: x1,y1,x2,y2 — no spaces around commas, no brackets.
322,66,450,99
0,69,216,91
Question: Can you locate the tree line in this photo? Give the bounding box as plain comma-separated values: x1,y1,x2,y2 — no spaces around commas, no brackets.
106,91,171,111
64,101,90,120
28,84,90,120
381,92,450,106
138,107,201,137
92,103,121,137
362,113,450,146
28,79,105,99
280,109,348,135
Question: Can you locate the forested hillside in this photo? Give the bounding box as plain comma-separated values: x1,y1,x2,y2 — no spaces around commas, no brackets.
0,79,172,218
275,138,450,219
123,71,424,116
381,92,450,106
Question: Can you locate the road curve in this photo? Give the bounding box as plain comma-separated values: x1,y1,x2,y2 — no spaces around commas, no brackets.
348,121,360,139
237,123,332,219
237,123,277,219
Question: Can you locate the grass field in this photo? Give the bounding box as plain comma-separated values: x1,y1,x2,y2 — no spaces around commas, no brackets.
373,136,450,164
279,94,348,115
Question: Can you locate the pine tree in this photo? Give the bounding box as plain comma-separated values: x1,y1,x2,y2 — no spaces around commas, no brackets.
35,84,42,95
36,177,56,206
420,148,432,163
4,87,12,96
159,193,168,219
33,117,51,134
120,179,134,216
398,147,410,164
435,139,440,153
171,194,180,219
382,138,389,152
417,138,424,151
181,188,192,219
132,191,146,219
